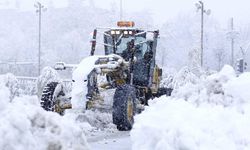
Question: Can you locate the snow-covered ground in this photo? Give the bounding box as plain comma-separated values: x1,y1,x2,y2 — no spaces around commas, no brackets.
2,65,250,150
0,75,90,150
89,131,131,150
131,65,250,150
0,72,131,150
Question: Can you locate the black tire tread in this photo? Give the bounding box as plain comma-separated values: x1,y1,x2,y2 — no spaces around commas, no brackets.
40,82,59,111
112,84,136,131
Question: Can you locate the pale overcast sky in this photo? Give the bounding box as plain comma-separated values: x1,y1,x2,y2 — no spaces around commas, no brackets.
1,0,250,26
95,0,250,27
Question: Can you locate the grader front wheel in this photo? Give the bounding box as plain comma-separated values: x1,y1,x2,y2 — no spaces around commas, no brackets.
112,84,136,131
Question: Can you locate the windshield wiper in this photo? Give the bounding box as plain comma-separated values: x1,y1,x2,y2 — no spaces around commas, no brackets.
115,33,124,46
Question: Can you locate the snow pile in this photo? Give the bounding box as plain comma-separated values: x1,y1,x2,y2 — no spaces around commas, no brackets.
131,65,250,150
131,98,250,150
0,77,89,150
224,72,250,105
172,65,238,106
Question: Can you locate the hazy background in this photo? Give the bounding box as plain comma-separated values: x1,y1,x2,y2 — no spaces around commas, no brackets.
1,0,250,77
1,0,250,26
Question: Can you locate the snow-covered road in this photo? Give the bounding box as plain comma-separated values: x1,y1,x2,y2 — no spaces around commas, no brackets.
88,131,132,150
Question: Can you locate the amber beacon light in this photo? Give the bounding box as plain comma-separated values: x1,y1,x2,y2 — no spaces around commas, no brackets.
117,21,135,27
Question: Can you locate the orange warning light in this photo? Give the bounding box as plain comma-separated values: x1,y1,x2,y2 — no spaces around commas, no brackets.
117,21,135,27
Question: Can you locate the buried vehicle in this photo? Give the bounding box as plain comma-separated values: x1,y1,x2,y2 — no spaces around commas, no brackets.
40,21,172,130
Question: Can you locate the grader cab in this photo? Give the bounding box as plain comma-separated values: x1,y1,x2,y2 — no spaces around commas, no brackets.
40,21,171,131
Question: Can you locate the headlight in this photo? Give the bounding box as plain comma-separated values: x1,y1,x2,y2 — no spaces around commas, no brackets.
116,31,120,34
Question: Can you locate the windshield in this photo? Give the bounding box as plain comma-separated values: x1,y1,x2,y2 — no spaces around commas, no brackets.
104,34,149,60
117,37,148,59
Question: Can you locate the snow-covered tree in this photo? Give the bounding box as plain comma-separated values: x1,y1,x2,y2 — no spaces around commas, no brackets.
4,73,19,101
214,48,226,71
188,47,202,76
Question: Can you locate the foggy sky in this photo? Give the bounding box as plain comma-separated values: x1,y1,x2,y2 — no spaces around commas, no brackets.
1,0,250,27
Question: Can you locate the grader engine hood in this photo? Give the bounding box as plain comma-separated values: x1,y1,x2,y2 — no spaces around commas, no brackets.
71,54,128,109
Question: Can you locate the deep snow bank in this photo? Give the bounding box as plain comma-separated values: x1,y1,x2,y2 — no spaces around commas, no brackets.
0,76,89,150
131,65,250,150
131,98,250,150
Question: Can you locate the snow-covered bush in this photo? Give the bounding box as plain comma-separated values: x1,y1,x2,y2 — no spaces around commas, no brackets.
0,73,19,101
37,67,61,100
171,66,200,89
160,68,176,89
0,82,90,150
0,76,10,110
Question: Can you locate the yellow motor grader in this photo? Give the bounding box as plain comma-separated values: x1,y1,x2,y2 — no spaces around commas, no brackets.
40,21,172,131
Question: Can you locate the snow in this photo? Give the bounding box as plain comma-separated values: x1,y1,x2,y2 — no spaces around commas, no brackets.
0,75,10,110
1,73,19,101
224,72,250,104
132,98,250,150
172,65,238,106
37,67,61,100
71,56,99,110
170,66,200,89
89,131,132,150
71,54,125,109
0,75,90,150
4,61,250,150
131,65,250,150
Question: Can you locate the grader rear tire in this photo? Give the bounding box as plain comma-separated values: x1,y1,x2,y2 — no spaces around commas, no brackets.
112,84,136,131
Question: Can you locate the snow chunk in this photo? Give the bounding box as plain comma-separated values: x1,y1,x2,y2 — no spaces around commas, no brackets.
71,56,99,109
131,98,250,150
